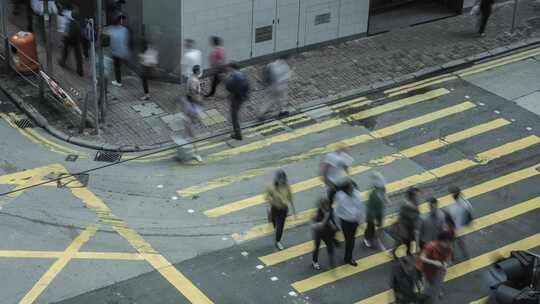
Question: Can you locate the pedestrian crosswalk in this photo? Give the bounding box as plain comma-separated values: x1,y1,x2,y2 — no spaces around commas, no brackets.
173,75,540,303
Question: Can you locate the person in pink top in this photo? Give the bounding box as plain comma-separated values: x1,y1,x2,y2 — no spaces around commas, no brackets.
205,36,227,98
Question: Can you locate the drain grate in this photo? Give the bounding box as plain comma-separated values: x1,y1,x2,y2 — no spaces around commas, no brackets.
94,151,122,163
14,118,34,129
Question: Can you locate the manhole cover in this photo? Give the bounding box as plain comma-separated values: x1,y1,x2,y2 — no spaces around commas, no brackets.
14,118,34,129
94,151,122,163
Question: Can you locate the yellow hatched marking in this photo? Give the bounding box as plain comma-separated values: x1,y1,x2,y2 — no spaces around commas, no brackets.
202,101,476,215
204,89,449,162
19,225,99,304
356,232,540,304
292,196,540,293
232,136,539,242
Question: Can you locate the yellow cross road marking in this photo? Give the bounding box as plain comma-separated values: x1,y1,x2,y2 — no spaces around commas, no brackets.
19,224,99,304
182,101,478,199
356,232,540,304
292,196,540,293
203,88,449,163
0,163,64,186
231,136,539,242
70,185,213,303
259,159,539,267
0,250,145,260
202,101,474,215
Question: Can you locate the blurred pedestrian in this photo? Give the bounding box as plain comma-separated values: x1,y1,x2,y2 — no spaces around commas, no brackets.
181,65,204,162
58,10,84,77
258,56,291,120
181,39,202,83
392,256,423,304
364,171,388,250
445,186,473,259
31,0,58,40
418,197,446,250
392,187,420,259
320,145,354,202
205,36,226,98
335,179,364,266
416,231,454,304
138,40,159,101
265,170,296,251
81,18,94,60
56,4,73,48
225,63,250,140
311,197,338,270
107,15,130,87
478,0,495,36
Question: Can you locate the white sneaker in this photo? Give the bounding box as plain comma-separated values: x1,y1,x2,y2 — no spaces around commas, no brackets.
364,239,372,248
193,154,203,162
276,242,284,251
111,80,123,87
312,262,321,270
140,94,150,101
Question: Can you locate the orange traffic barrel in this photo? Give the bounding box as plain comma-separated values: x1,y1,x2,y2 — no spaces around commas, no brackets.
10,31,40,74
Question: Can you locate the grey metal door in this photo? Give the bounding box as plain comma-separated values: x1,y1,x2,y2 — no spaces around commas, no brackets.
304,2,340,46
275,0,300,52
252,0,277,57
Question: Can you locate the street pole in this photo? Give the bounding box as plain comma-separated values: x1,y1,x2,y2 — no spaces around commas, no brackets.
89,18,100,133
511,0,519,33
43,0,53,76
96,0,106,123
0,0,9,70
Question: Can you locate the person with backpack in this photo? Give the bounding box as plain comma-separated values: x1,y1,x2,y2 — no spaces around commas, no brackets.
58,10,84,77
225,63,250,140
392,187,421,259
265,170,296,250
181,65,204,162
418,197,446,251
335,178,364,266
311,197,338,270
320,145,354,202
416,231,454,304
444,186,473,259
258,56,291,120
364,171,388,250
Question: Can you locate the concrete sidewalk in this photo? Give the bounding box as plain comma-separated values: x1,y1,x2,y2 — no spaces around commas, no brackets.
1,0,540,150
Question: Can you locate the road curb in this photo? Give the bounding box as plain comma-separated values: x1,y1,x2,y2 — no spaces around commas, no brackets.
1,39,539,153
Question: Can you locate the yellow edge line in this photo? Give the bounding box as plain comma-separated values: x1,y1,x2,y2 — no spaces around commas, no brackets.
384,74,453,94
387,76,458,97
458,48,540,77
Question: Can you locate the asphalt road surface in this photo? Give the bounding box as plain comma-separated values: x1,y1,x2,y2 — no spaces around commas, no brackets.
0,46,539,304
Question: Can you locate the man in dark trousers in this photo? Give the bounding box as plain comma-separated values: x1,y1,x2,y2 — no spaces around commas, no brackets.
225,63,250,140
479,0,495,36
59,11,84,77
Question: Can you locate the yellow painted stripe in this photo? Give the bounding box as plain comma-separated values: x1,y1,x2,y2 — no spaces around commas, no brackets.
387,76,458,97
202,101,472,215
70,185,213,303
332,98,373,112
330,96,369,110
0,250,144,260
384,74,453,94
19,224,99,304
232,136,539,242
356,232,540,304
204,88,449,162
292,196,540,293
458,47,540,77
260,150,535,267
470,297,489,304
0,163,64,186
